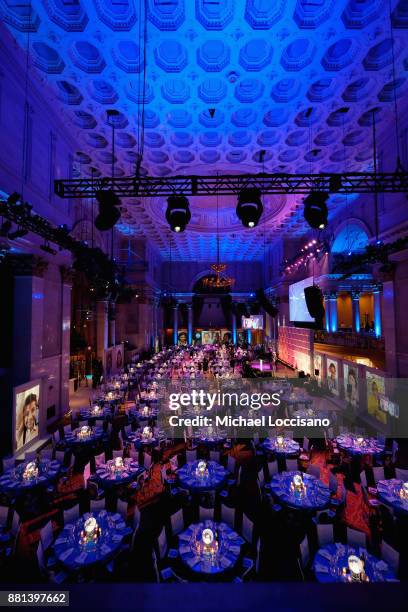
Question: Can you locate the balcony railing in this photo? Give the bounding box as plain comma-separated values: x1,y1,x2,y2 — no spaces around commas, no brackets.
314,330,384,351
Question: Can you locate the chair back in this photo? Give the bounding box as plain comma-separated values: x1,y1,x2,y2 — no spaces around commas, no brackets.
307,464,320,479
199,506,214,522
209,450,220,463
170,509,184,536
242,513,253,545
395,468,408,482
90,498,105,512
157,526,167,559
347,527,366,548
186,449,197,463
40,521,54,552
372,466,384,484
112,450,123,460
55,450,65,465
317,524,334,548
381,540,400,575
257,468,265,488
143,453,152,470
286,459,298,472
63,505,79,526
220,504,234,528
267,461,279,479
2,457,15,473
227,455,236,475
299,535,309,568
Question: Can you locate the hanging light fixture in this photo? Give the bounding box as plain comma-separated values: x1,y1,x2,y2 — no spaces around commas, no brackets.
165,195,191,233
236,187,263,228
303,192,328,229
204,188,235,290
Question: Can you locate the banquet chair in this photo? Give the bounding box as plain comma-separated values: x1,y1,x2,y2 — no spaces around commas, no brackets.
360,470,368,489
170,509,184,536
63,425,71,436
372,466,385,484
112,450,123,460
186,449,197,463
298,535,310,580
117,499,128,522
199,506,214,522
267,461,279,480
78,420,88,428
95,452,105,468
347,527,366,548
2,457,15,473
395,468,408,481
317,524,334,548
210,450,220,463
257,468,265,488
25,450,37,462
95,419,104,429
40,521,54,552
241,513,254,546
52,430,61,447
381,540,400,575
37,541,68,585
40,448,54,461
160,567,188,583
83,462,91,489
302,437,310,452
0,506,9,528
220,504,235,529
227,455,236,475
63,505,79,526
286,431,294,440
133,505,141,531
156,526,168,560
143,453,152,470
129,448,138,462
124,424,132,437
286,459,298,472
307,465,320,479
90,498,106,513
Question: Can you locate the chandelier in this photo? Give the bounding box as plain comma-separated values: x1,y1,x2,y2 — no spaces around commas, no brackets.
203,188,235,291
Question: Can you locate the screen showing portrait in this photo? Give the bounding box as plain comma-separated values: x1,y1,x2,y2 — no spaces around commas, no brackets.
344,363,359,408
241,315,264,330
326,358,339,395
14,382,40,452
289,276,315,323
366,372,387,424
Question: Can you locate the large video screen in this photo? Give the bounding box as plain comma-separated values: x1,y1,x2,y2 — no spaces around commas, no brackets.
289,276,315,323
366,372,387,424
14,381,40,452
241,315,264,330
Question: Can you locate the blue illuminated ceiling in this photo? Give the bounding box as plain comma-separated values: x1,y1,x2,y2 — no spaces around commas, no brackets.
1,0,407,261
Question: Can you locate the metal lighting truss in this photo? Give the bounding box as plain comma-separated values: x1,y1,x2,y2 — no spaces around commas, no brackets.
54,172,408,199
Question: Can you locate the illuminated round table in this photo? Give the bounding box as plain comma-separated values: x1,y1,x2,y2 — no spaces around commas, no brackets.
79,406,111,423
178,520,244,576
267,471,330,512
262,437,300,457
336,433,385,457
64,426,104,451
194,429,227,448
0,459,62,496
128,406,159,422
126,429,158,449
313,543,397,583
94,458,145,490
53,510,132,570
177,461,228,493
377,479,408,516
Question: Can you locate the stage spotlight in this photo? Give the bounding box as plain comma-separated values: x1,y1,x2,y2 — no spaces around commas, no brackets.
40,243,57,255
236,188,263,228
165,195,191,233
303,192,329,230
8,227,28,240
95,190,121,231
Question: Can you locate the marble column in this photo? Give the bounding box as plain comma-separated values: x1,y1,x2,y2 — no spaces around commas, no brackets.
11,255,48,386
96,300,109,360
173,304,179,346
323,292,330,333
60,266,73,415
373,285,382,338
108,302,116,347
329,291,338,333
351,290,361,333
232,313,237,345
187,304,193,345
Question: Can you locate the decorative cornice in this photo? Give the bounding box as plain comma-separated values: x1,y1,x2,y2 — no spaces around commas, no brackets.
8,254,48,277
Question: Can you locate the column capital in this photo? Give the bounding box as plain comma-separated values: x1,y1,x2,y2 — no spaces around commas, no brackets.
7,254,48,277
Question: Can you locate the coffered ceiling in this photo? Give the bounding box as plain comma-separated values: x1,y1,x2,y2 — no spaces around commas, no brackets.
1,0,407,260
